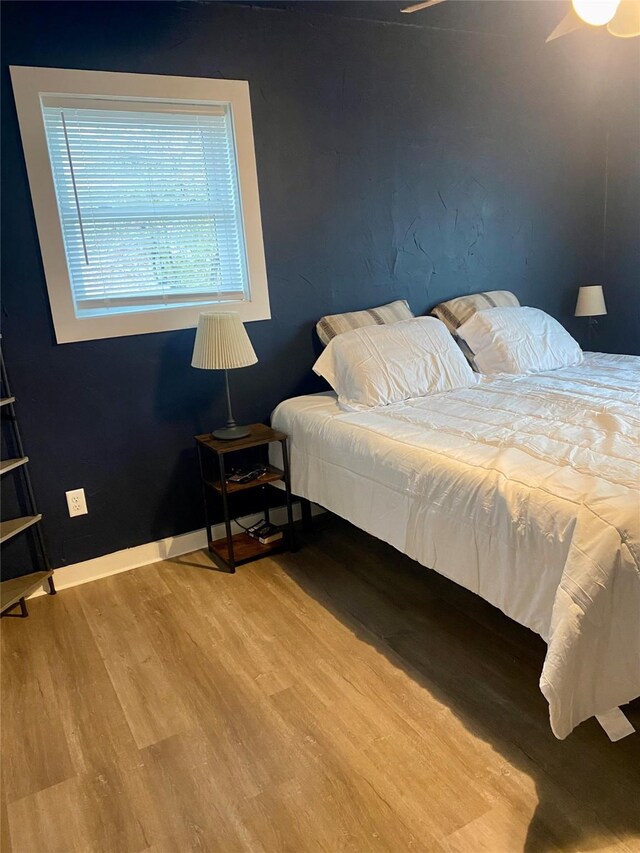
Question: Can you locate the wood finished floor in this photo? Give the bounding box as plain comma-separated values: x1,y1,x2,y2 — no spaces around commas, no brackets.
2,516,639,853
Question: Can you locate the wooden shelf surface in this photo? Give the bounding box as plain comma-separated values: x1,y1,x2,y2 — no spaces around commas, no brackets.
205,464,284,495
0,456,28,476
0,396,16,408
0,514,42,544
196,423,286,454
210,531,284,566
1,570,53,613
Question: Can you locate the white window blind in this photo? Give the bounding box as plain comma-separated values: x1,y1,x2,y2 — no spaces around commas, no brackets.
41,97,250,318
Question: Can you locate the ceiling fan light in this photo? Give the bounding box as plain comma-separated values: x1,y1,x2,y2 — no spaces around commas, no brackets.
607,0,640,36
572,0,621,26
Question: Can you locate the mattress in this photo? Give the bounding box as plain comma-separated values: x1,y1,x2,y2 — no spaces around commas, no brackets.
271,353,640,739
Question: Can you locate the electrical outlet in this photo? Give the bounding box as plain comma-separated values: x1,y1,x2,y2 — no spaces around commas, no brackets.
66,488,88,518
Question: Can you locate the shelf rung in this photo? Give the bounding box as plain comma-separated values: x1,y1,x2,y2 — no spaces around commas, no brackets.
0,396,16,408
1,570,53,613
0,514,42,544
0,456,28,476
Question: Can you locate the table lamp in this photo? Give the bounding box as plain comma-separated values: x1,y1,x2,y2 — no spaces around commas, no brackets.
191,312,257,440
575,285,606,349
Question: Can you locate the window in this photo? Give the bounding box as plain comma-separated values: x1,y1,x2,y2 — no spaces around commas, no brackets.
10,68,270,343
42,100,249,315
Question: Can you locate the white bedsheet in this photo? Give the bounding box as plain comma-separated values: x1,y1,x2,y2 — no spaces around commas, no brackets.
271,353,640,739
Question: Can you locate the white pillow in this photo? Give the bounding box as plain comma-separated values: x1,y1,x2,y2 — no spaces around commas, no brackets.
313,317,477,410
457,306,583,375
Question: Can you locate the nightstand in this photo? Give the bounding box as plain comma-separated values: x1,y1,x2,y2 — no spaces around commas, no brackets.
195,424,296,573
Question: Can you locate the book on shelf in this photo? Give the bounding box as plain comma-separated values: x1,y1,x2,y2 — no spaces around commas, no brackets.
246,520,283,545
259,529,283,545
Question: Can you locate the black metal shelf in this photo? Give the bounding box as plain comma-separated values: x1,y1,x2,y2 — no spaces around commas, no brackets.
0,341,56,617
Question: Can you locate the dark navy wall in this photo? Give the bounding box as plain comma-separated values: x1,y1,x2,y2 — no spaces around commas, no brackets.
0,1,632,574
598,42,640,355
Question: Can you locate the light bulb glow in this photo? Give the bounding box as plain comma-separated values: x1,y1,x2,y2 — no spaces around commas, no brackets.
572,0,621,26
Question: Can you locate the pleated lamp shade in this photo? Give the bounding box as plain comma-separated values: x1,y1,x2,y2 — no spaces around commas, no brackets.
575,285,607,317
191,312,258,370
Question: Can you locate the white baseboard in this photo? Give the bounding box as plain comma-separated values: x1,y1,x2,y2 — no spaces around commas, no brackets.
30,502,323,599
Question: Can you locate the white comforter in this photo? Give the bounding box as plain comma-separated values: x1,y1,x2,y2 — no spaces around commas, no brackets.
271,353,640,739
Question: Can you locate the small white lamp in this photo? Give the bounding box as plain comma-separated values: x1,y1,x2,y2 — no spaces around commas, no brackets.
191,312,257,440
575,285,607,349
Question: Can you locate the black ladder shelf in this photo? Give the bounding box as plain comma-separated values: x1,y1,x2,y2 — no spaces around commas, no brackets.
0,341,55,617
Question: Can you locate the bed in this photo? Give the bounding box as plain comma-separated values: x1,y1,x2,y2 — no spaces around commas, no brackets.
271,352,640,739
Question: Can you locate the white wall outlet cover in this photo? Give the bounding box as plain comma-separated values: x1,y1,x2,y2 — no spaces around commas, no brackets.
66,488,88,517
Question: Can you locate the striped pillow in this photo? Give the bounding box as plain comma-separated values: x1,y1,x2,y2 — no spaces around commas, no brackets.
431,291,520,369
316,299,414,346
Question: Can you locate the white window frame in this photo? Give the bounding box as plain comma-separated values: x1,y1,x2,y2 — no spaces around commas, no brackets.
10,66,270,343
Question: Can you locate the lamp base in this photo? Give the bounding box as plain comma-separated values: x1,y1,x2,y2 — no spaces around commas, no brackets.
211,425,251,441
